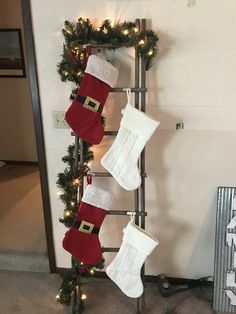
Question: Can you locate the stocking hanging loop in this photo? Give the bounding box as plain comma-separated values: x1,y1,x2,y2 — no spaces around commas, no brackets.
84,44,92,67
124,88,131,104
87,175,92,185
128,212,135,222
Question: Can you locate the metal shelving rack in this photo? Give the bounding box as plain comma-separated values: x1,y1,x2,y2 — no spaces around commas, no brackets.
73,18,148,314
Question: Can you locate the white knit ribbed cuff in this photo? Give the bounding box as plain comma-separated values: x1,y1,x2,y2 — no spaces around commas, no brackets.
121,104,160,140
85,55,119,87
82,185,112,210
123,222,158,255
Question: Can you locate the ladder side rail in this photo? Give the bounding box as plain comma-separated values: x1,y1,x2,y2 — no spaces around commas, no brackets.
134,18,141,228
135,17,144,314
72,136,83,313
78,138,84,200
138,17,147,314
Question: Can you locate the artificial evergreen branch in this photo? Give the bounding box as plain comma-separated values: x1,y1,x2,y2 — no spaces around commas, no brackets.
57,17,159,84
57,256,105,306
57,143,93,228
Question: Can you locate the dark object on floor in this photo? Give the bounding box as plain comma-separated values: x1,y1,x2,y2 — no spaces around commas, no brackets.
157,274,213,297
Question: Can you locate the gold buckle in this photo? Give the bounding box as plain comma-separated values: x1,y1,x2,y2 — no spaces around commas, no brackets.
83,96,100,112
78,220,94,234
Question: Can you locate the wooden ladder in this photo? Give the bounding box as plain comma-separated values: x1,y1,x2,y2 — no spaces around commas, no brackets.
73,18,148,314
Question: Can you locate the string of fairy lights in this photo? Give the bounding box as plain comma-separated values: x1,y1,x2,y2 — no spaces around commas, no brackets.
56,17,159,310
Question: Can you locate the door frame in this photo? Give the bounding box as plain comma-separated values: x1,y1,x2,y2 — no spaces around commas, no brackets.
21,0,56,272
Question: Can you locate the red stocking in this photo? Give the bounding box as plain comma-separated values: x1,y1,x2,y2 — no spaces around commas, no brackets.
65,55,119,144
62,184,112,265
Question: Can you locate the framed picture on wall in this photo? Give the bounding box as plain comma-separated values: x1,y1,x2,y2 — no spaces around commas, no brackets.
0,29,26,77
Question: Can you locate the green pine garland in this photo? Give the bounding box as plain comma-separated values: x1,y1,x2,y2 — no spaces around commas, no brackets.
56,256,105,306
56,143,101,306
57,256,105,307
57,143,93,227
57,17,159,85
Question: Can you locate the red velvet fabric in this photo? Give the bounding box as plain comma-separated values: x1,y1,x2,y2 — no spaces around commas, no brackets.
65,73,110,144
62,200,107,265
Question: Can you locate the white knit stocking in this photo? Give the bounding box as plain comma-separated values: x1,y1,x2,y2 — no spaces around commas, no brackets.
101,104,159,190
106,222,159,298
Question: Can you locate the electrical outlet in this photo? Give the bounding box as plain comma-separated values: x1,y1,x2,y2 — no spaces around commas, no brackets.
52,111,69,129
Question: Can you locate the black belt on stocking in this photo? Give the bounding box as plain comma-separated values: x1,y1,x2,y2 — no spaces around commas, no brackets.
73,219,99,234
76,95,103,113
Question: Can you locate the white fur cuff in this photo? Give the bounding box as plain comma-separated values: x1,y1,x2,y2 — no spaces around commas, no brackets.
85,55,119,87
82,184,112,210
121,104,160,140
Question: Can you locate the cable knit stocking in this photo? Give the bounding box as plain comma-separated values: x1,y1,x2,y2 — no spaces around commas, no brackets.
101,103,159,190
106,222,159,298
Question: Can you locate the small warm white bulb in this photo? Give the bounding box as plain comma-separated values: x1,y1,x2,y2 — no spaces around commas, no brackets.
56,294,60,300
138,39,145,46
73,178,80,185
123,29,128,35
65,211,71,217
148,50,153,56
81,294,87,300
103,28,108,34
134,27,138,33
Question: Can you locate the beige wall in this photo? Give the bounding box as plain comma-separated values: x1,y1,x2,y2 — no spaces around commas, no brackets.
0,0,37,162
31,0,236,278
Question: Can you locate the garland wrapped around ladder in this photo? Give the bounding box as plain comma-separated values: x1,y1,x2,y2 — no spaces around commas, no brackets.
57,18,159,86
56,17,159,310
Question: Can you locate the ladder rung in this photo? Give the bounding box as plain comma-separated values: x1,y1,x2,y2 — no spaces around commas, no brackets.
104,131,118,136
88,172,146,178
87,172,147,178
102,247,119,252
108,210,147,216
88,172,112,177
110,87,147,93
71,131,118,137
83,43,124,48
